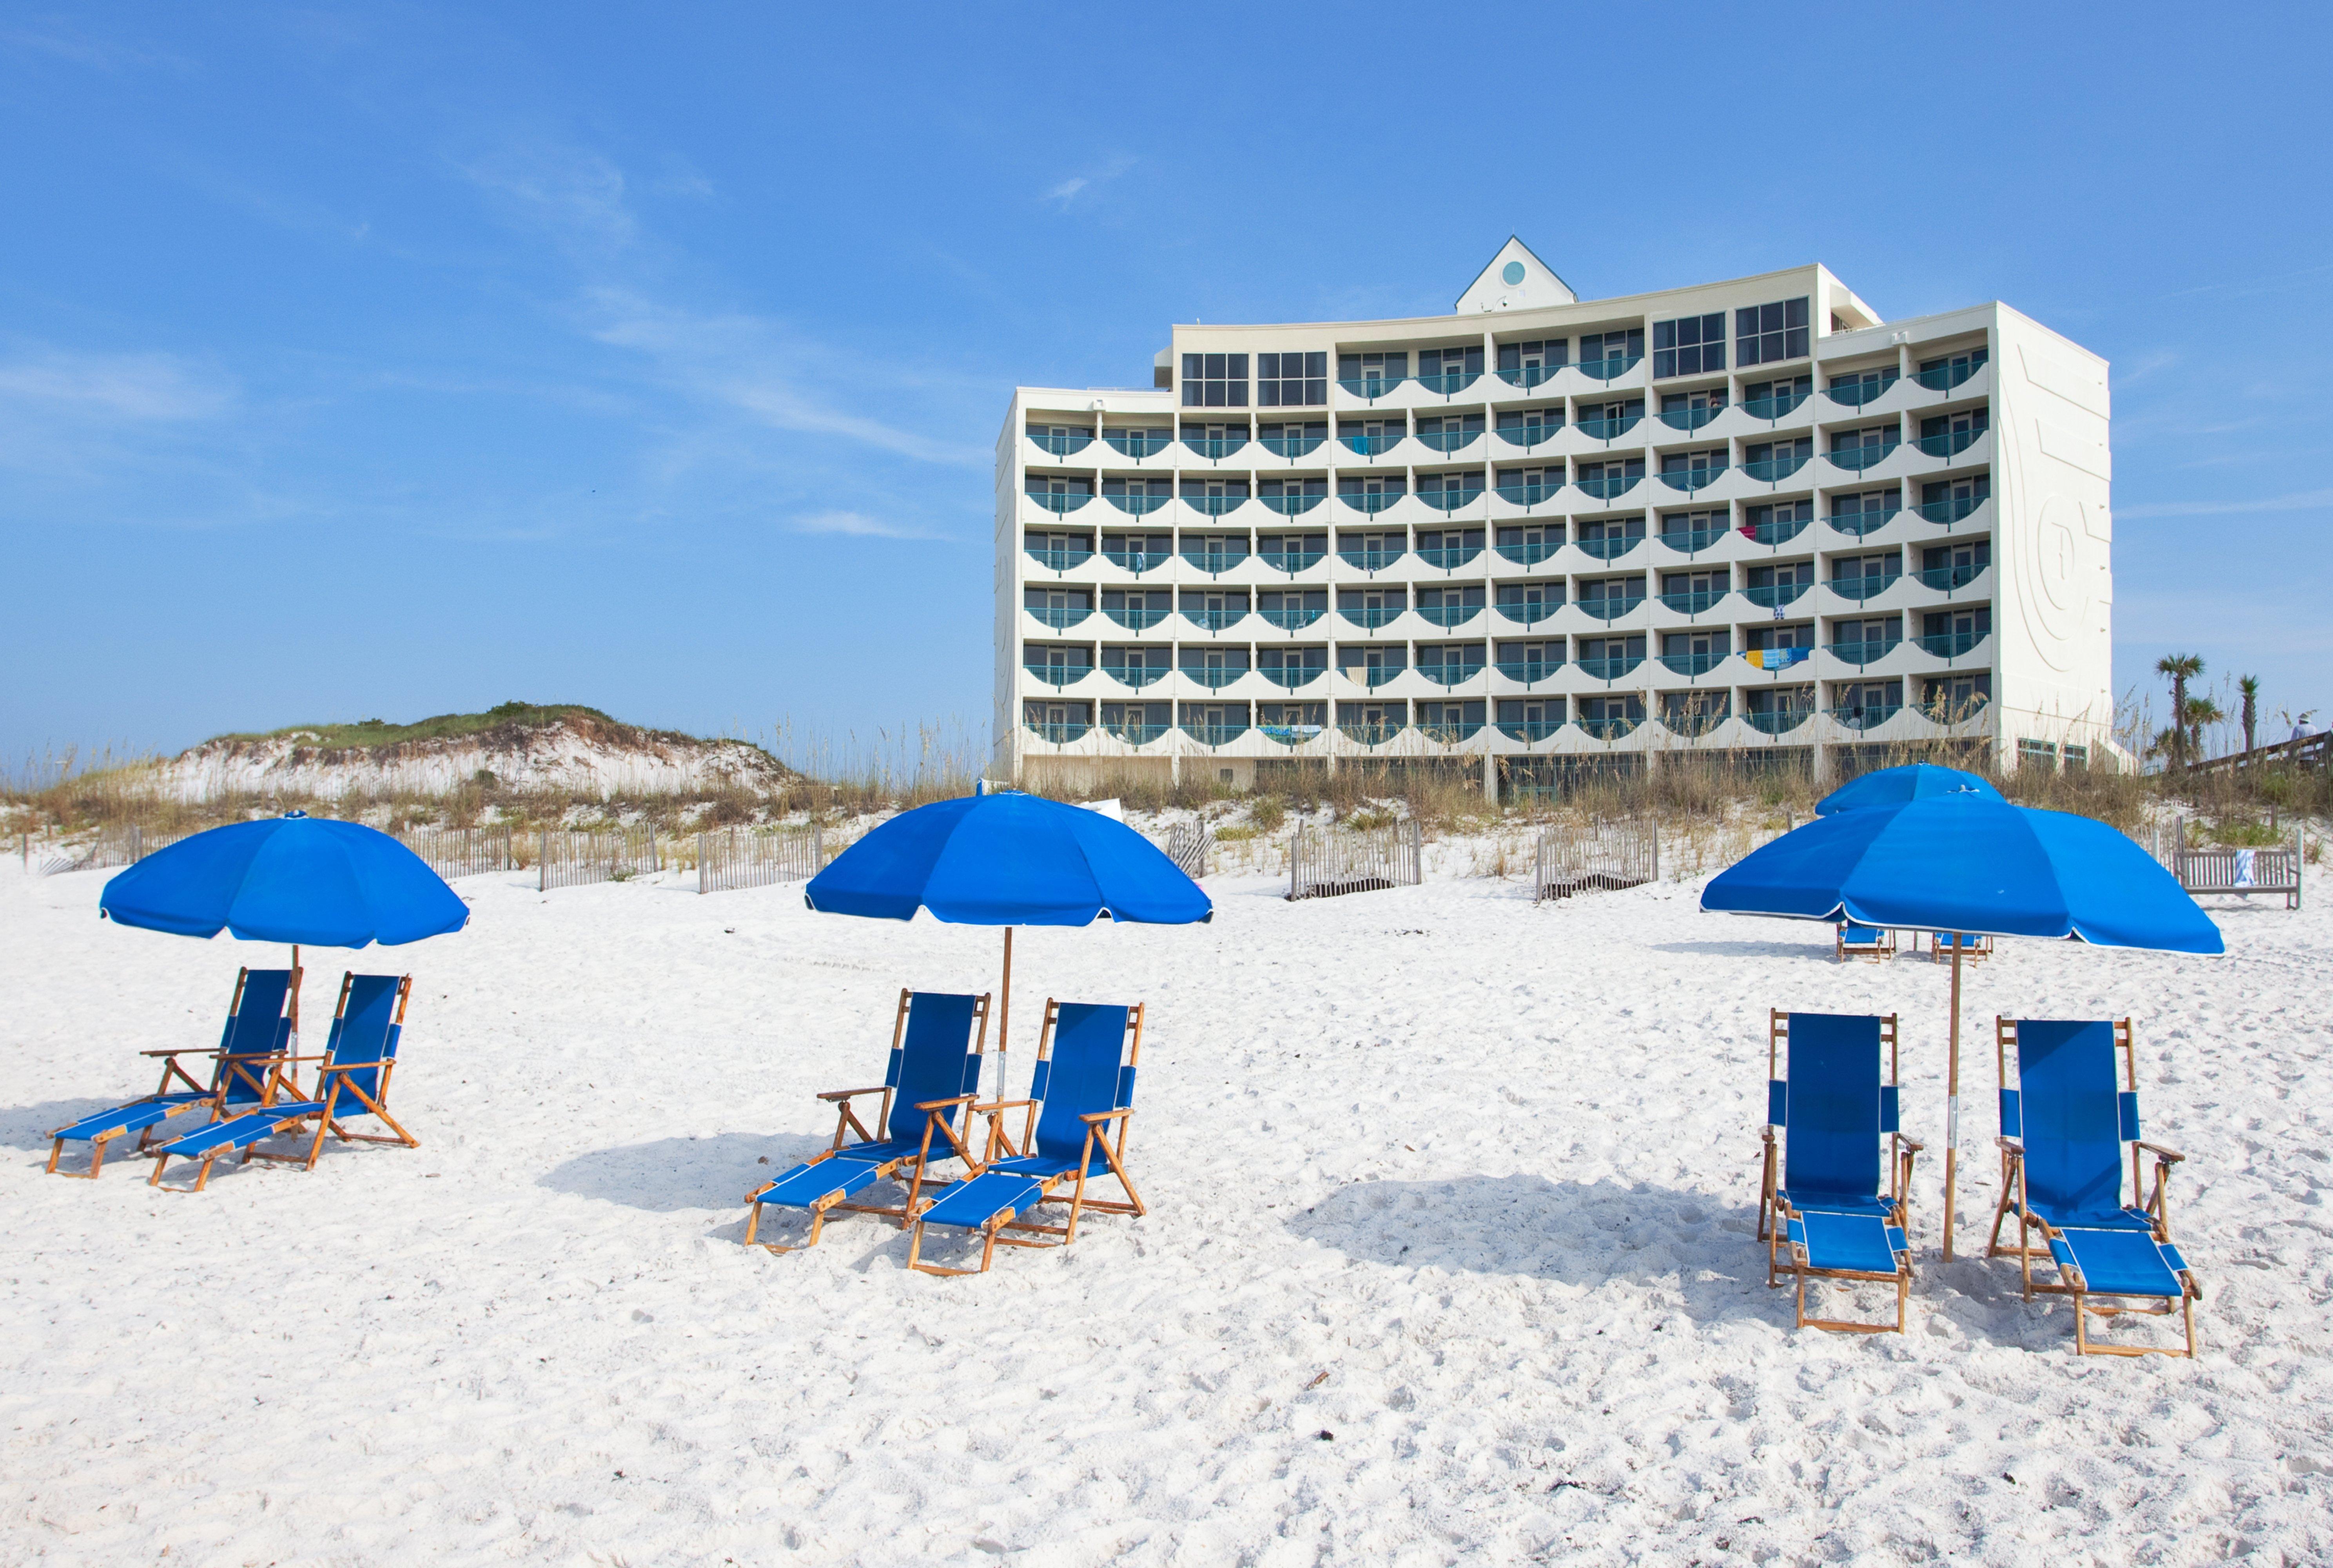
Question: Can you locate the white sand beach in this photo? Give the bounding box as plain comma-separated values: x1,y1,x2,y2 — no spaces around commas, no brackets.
3,855,2329,1566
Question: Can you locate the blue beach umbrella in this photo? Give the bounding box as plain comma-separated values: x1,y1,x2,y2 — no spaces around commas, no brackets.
1813,762,2003,816
1701,794,2221,1255
805,791,1211,1049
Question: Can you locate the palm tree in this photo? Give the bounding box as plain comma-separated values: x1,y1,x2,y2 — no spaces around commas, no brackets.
2239,675,2260,753
2184,695,2224,765
2155,653,2204,768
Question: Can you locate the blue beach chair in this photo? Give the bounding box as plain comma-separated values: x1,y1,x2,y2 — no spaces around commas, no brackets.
147,973,415,1191
905,1000,1146,1277
1834,923,1895,962
743,989,992,1253
1987,1018,2201,1357
46,965,301,1178
1758,1010,1922,1334
1927,931,1993,964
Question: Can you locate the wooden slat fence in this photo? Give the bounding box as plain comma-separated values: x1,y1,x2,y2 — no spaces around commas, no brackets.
698,825,828,894
539,827,660,891
1535,821,1659,900
1161,821,1212,880
398,825,516,880
38,824,192,877
1287,820,1421,901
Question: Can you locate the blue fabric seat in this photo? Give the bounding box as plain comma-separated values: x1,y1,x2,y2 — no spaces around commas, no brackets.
1834,923,1894,963
1988,1018,2201,1356
148,973,415,1191
47,966,299,1179
1758,1010,1921,1334
744,989,991,1253
906,999,1146,1275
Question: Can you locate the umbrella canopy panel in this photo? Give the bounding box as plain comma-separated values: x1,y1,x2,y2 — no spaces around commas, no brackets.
99,815,470,948
1814,763,2004,817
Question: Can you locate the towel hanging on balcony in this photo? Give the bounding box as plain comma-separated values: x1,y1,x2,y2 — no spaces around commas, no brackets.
1744,648,1809,671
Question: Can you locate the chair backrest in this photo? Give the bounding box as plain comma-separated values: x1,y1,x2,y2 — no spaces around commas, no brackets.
1029,1003,1136,1163
1775,1013,1890,1201
1840,924,1883,946
214,967,298,1108
321,974,409,1115
2006,1019,2130,1220
885,991,986,1142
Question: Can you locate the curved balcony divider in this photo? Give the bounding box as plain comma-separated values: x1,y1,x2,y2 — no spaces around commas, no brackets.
1824,637,1903,666
1183,437,1249,461
1025,722,1091,743
1497,720,1564,742
1914,630,1989,660
1417,663,1486,688
1828,506,1901,537
1259,664,1326,688
1417,545,1484,570
1827,441,1900,472
1825,377,1898,408
1828,572,1903,603
1417,488,1487,514
1337,548,1406,572
1916,429,1986,459
1742,389,1811,420
1258,607,1326,631
1576,534,1644,561
1029,433,1094,456
1578,595,1646,622
1418,722,1484,744
1183,495,1249,517
1259,550,1327,573
1658,651,1727,677
1914,496,1986,527
1657,404,1724,432
1339,606,1402,630
1745,709,1814,735
1496,365,1560,390
1658,525,1729,555
1417,429,1483,453
1349,665,1407,688
1103,664,1169,688
1337,723,1406,746
1495,425,1563,451
1261,492,1326,515
1259,724,1324,747
1028,606,1094,629
1659,710,1731,739
1338,490,1404,514
1025,548,1094,572
1494,539,1563,566
1103,606,1169,630
1179,551,1249,577
1103,724,1168,745
1493,659,1563,684
1336,376,1406,401
1417,604,1483,628
1028,491,1094,514
1657,465,1727,494
1494,600,1562,626
1740,455,1809,484
1576,414,1642,441
1575,655,1644,681
1103,432,1172,459
1577,717,1640,740
1829,704,1903,731
1493,483,1561,508
1415,371,1481,396
1575,354,1643,382
1744,581,1812,610
1182,610,1251,633
1915,360,1986,392
1657,588,1729,617
1023,664,1094,688
1179,665,1249,690
1181,724,1252,746
1915,564,1984,593
1105,492,1169,516
1742,516,1811,547
1576,473,1643,501
1105,550,1170,572
1258,435,1326,459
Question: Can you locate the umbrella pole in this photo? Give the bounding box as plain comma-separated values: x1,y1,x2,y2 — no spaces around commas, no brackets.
998,926,1012,1060
1942,935,1963,1261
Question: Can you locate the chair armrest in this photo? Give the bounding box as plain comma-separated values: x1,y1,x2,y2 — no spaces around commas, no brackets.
140,1047,218,1058
316,1062,390,1077
1895,1136,1925,1153
815,1086,890,1103
1079,1107,1133,1126
2136,1141,2185,1163
912,1094,979,1112
1995,1136,2023,1153
972,1099,1037,1114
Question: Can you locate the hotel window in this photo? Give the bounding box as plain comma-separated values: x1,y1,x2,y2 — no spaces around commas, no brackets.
1653,312,1725,377
1496,339,1567,379
1735,297,1811,366
1578,328,1644,368
1257,352,1327,407
1337,350,1409,387
1745,622,1814,652
1181,353,1249,408
1831,487,1901,528
1418,345,1484,379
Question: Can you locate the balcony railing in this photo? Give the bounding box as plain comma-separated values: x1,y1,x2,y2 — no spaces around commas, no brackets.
1495,424,1563,451
1417,662,1486,687
1828,441,1899,472
1915,495,1987,527
1103,723,1168,744
1338,489,1404,513
1027,605,1093,628
1741,515,1811,547
1658,650,1727,677
1577,473,1643,500
1576,533,1644,561
1341,434,1404,458
1337,548,1406,572
1742,388,1811,420
1417,722,1483,744
1025,547,1093,571
1180,550,1248,576
1181,724,1251,746
1744,708,1815,735
1418,487,1486,513
1658,465,1726,493
1260,492,1325,515
1346,665,1406,688
1915,359,1986,391
1258,664,1326,688
1495,598,1562,626
1339,605,1402,630
1916,428,1986,459
1336,376,1406,401
1494,482,1561,508
1825,376,1898,408
1028,491,1094,513
1416,370,1480,395
1183,609,1250,632
1259,723,1325,747
1829,572,1902,603
1104,492,1168,515
1740,454,1810,483
1258,434,1325,459
1417,545,1483,569
1494,659,1563,684
1103,664,1168,688
1496,365,1560,389
1576,655,1644,681
1577,716,1640,740
1497,719,1564,742
1417,428,1483,452
1659,524,1728,555
1576,414,1642,440
1023,664,1093,687
1744,581,1812,610
1578,594,1646,621
1258,606,1326,631
1829,505,1901,537
1259,549,1326,573
1103,432,1171,459
1184,494,1248,516
1495,538,1563,565
1105,549,1170,572
1417,603,1483,627
1657,588,1729,616
1103,605,1169,630
1029,432,1093,456
1575,354,1642,382
1184,437,1248,461
1829,703,1903,731
1025,722,1090,743
1914,630,1989,659
1915,563,1985,593
1658,404,1724,432
1659,708,1731,738
1338,722,1406,746
1825,637,1903,666
1180,665,1249,689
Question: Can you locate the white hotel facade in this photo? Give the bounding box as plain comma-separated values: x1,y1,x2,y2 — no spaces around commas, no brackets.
992,240,2117,794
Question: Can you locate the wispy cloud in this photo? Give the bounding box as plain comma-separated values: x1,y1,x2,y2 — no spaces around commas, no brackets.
0,20,190,71
2118,487,2333,519
458,141,635,250
794,510,948,541
1043,155,1135,209
0,349,236,421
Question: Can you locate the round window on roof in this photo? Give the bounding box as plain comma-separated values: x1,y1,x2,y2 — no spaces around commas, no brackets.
1501,261,1526,285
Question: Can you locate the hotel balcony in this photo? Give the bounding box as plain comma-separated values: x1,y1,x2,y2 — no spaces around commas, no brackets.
1101,429,1174,461
1493,524,1564,566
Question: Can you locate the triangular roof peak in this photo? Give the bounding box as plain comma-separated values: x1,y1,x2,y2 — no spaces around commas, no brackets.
1455,237,1576,314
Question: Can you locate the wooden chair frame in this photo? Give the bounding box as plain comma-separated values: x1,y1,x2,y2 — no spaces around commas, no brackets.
905,999,1146,1278
1834,924,1896,964
744,989,993,1253
1758,1009,1921,1334
48,964,303,1178
1925,931,1994,964
1986,1017,2201,1357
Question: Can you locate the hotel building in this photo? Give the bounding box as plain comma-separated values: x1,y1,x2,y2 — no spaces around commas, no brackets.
993,240,2117,794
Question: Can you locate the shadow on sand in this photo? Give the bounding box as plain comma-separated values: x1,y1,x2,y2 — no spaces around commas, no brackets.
538,1131,834,1214
1,1098,134,1154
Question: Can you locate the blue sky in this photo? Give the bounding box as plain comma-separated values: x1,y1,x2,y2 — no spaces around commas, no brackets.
4,3,2329,769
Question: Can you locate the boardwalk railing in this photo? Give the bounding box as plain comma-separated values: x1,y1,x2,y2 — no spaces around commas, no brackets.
2185,728,2328,777
398,825,516,880
539,828,660,892
1161,821,1212,881
2153,817,2302,909
698,825,827,894
37,824,191,876
1535,821,1659,900
1288,820,1422,900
